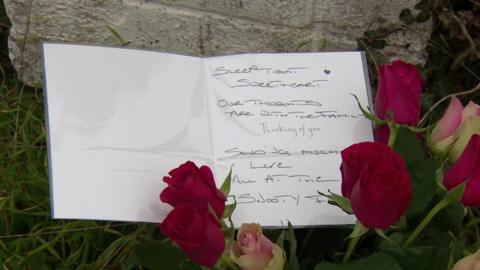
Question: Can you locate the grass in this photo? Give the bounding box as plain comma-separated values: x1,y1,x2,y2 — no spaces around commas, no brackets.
0,62,164,269
0,3,160,269
0,0,479,269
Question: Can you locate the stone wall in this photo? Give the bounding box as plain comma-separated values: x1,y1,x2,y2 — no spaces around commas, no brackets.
5,0,432,87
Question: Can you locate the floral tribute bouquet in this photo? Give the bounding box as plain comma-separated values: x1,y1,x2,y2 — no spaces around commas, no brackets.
153,60,480,270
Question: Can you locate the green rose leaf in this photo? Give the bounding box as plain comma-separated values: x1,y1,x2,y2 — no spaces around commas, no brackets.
422,234,466,270
318,191,353,215
380,246,434,270
351,94,387,125
393,127,437,219
285,222,300,270
222,202,237,219
220,168,232,197
429,201,465,232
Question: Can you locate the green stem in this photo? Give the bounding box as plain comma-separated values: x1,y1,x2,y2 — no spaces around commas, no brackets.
387,123,399,147
343,236,360,262
404,198,450,247
375,229,399,246
220,254,238,270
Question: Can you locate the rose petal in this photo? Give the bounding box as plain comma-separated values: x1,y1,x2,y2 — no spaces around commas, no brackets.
375,61,422,125
374,125,390,144
233,253,272,270
239,232,258,253
237,224,261,239
450,116,480,162
231,241,243,257
375,65,390,119
430,96,464,143
444,134,480,190
168,161,198,182
340,142,406,198
160,161,226,218
462,101,480,120
231,223,286,270
452,250,480,270
199,165,227,217
350,160,411,229
389,60,413,78
387,61,422,99
432,135,458,155
266,245,286,270
160,203,206,250
386,80,421,125
462,169,480,207
199,165,217,190
237,224,262,254
185,213,225,267
164,204,224,268
258,235,275,254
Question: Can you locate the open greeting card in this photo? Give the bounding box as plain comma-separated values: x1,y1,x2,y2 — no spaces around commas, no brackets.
42,43,373,227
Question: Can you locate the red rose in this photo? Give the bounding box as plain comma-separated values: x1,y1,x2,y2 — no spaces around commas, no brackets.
375,60,423,125
340,142,412,228
160,201,225,267
444,134,480,206
160,161,226,218
340,142,400,198
374,60,423,143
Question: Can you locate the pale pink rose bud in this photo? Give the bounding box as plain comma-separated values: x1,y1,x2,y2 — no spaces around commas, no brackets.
430,96,464,152
231,223,285,270
450,102,480,161
429,97,480,162
452,249,480,270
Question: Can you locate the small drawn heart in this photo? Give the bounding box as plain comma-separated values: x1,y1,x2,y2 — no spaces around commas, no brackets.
324,69,331,75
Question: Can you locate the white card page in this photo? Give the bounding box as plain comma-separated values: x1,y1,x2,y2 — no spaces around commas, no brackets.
42,43,373,227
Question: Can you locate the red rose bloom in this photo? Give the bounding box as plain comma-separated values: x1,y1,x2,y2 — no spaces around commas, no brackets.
444,134,480,206
374,60,423,143
340,142,402,198
375,60,423,125
340,142,412,229
160,161,226,218
160,201,225,267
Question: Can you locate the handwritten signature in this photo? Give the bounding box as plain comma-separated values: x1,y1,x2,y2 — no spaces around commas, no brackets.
228,193,326,205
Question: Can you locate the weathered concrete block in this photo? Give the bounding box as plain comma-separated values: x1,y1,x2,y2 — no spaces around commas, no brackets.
314,0,431,63
149,0,315,27
202,16,313,55
4,0,432,87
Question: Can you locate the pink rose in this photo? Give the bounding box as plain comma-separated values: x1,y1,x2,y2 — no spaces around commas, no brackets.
452,249,480,270
444,134,480,207
231,224,285,270
374,60,423,143
429,96,480,162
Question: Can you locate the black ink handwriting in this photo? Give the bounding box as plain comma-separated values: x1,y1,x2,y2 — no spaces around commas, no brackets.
230,79,328,89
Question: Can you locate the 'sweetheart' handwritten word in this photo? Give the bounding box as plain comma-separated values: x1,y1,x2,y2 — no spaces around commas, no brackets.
230,79,328,89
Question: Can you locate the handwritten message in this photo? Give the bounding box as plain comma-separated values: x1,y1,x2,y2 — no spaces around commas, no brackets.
205,53,373,226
